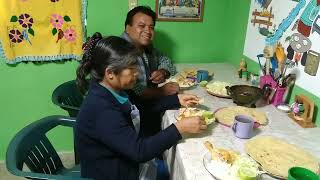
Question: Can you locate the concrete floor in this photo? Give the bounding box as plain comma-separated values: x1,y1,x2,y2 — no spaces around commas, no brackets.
1,152,170,180
0,152,75,180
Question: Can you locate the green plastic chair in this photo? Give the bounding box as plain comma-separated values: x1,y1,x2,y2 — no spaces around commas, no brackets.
6,115,91,180
51,80,84,117
52,80,84,164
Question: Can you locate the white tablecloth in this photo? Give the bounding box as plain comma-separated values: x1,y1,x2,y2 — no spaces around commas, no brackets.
161,63,320,180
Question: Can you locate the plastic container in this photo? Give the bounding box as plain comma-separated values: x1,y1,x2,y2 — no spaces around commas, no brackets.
271,86,287,106
260,75,287,106
288,167,319,180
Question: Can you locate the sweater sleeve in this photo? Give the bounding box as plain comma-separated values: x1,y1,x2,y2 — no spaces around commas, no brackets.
147,94,181,113
95,109,182,163
155,49,177,76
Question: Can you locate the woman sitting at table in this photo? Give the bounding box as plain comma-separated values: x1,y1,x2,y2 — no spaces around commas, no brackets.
75,32,207,180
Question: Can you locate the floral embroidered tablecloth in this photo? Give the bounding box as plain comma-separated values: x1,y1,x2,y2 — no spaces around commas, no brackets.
0,0,87,64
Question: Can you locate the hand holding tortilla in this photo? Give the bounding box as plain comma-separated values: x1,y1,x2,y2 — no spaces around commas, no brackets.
177,94,200,107
174,116,207,134
176,108,215,125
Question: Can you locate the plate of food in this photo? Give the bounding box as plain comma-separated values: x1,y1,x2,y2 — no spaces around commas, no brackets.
167,76,196,89
166,73,197,89
180,68,198,79
179,68,214,79
206,81,232,98
203,141,261,180
174,107,215,125
245,136,320,179
214,106,268,128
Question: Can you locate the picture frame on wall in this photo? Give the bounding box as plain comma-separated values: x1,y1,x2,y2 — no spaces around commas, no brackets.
155,0,204,22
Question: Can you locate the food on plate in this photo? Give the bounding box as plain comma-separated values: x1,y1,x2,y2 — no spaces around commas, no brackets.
174,77,196,87
202,111,214,121
176,108,215,125
180,68,214,79
167,74,196,88
238,166,257,180
215,106,267,126
206,81,231,97
180,68,197,78
204,141,238,164
203,141,260,180
199,80,208,87
245,136,319,178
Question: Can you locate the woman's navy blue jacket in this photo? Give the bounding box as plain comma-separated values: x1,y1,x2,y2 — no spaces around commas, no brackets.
76,81,182,180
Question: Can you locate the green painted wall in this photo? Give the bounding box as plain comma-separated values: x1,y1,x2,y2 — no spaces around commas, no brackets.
0,0,319,161
87,0,229,63
0,61,76,160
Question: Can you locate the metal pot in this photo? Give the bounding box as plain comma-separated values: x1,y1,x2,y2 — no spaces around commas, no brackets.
226,85,263,108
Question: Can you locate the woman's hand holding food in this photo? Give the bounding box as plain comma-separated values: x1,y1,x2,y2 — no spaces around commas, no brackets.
160,82,180,96
175,116,207,134
177,94,200,107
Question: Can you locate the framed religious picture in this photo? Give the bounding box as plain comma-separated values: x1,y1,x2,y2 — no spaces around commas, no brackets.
155,0,204,22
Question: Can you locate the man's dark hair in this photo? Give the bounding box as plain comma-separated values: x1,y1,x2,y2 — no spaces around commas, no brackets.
125,6,156,28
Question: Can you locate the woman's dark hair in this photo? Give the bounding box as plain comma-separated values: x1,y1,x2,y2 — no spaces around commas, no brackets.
125,6,156,28
76,32,138,93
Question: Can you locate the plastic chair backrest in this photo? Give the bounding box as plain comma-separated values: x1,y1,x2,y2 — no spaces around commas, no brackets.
52,80,84,117
5,116,89,180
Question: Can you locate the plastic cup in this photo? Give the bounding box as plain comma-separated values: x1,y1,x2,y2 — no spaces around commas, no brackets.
288,167,319,180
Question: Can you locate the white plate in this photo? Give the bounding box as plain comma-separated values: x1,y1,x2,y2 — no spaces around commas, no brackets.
203,152,233,180
167,77,197,89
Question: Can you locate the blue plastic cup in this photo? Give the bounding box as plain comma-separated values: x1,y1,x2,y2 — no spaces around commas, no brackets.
197,70,209,83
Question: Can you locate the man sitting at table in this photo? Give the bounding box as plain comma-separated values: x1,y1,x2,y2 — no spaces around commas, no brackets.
122,6,179,137
122,6,179,99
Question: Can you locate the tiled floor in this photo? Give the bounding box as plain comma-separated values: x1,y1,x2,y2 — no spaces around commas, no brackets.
0,152,75,180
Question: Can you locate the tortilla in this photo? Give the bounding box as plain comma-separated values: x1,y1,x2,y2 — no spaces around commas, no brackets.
176,108,215,125
215,106,267,126
245,136,319,178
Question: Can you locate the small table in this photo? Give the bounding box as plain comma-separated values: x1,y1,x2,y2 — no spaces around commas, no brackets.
161,63,320,180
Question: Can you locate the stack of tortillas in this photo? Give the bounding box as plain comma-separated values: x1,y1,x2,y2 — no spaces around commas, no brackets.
245,136,319,178
215,106,267,126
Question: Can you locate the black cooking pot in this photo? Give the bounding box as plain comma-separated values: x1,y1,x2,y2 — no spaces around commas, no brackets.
226,85,263,108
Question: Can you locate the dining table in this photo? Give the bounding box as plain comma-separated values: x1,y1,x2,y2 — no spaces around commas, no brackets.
161,63,320,180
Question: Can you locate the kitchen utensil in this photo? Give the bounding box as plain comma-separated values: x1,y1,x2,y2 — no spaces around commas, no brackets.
262,84,272,100
270,87,287,106
226,85,263,108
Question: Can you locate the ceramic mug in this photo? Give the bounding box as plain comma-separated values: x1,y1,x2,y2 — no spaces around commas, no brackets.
197,70,209,83
232,115,254,139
